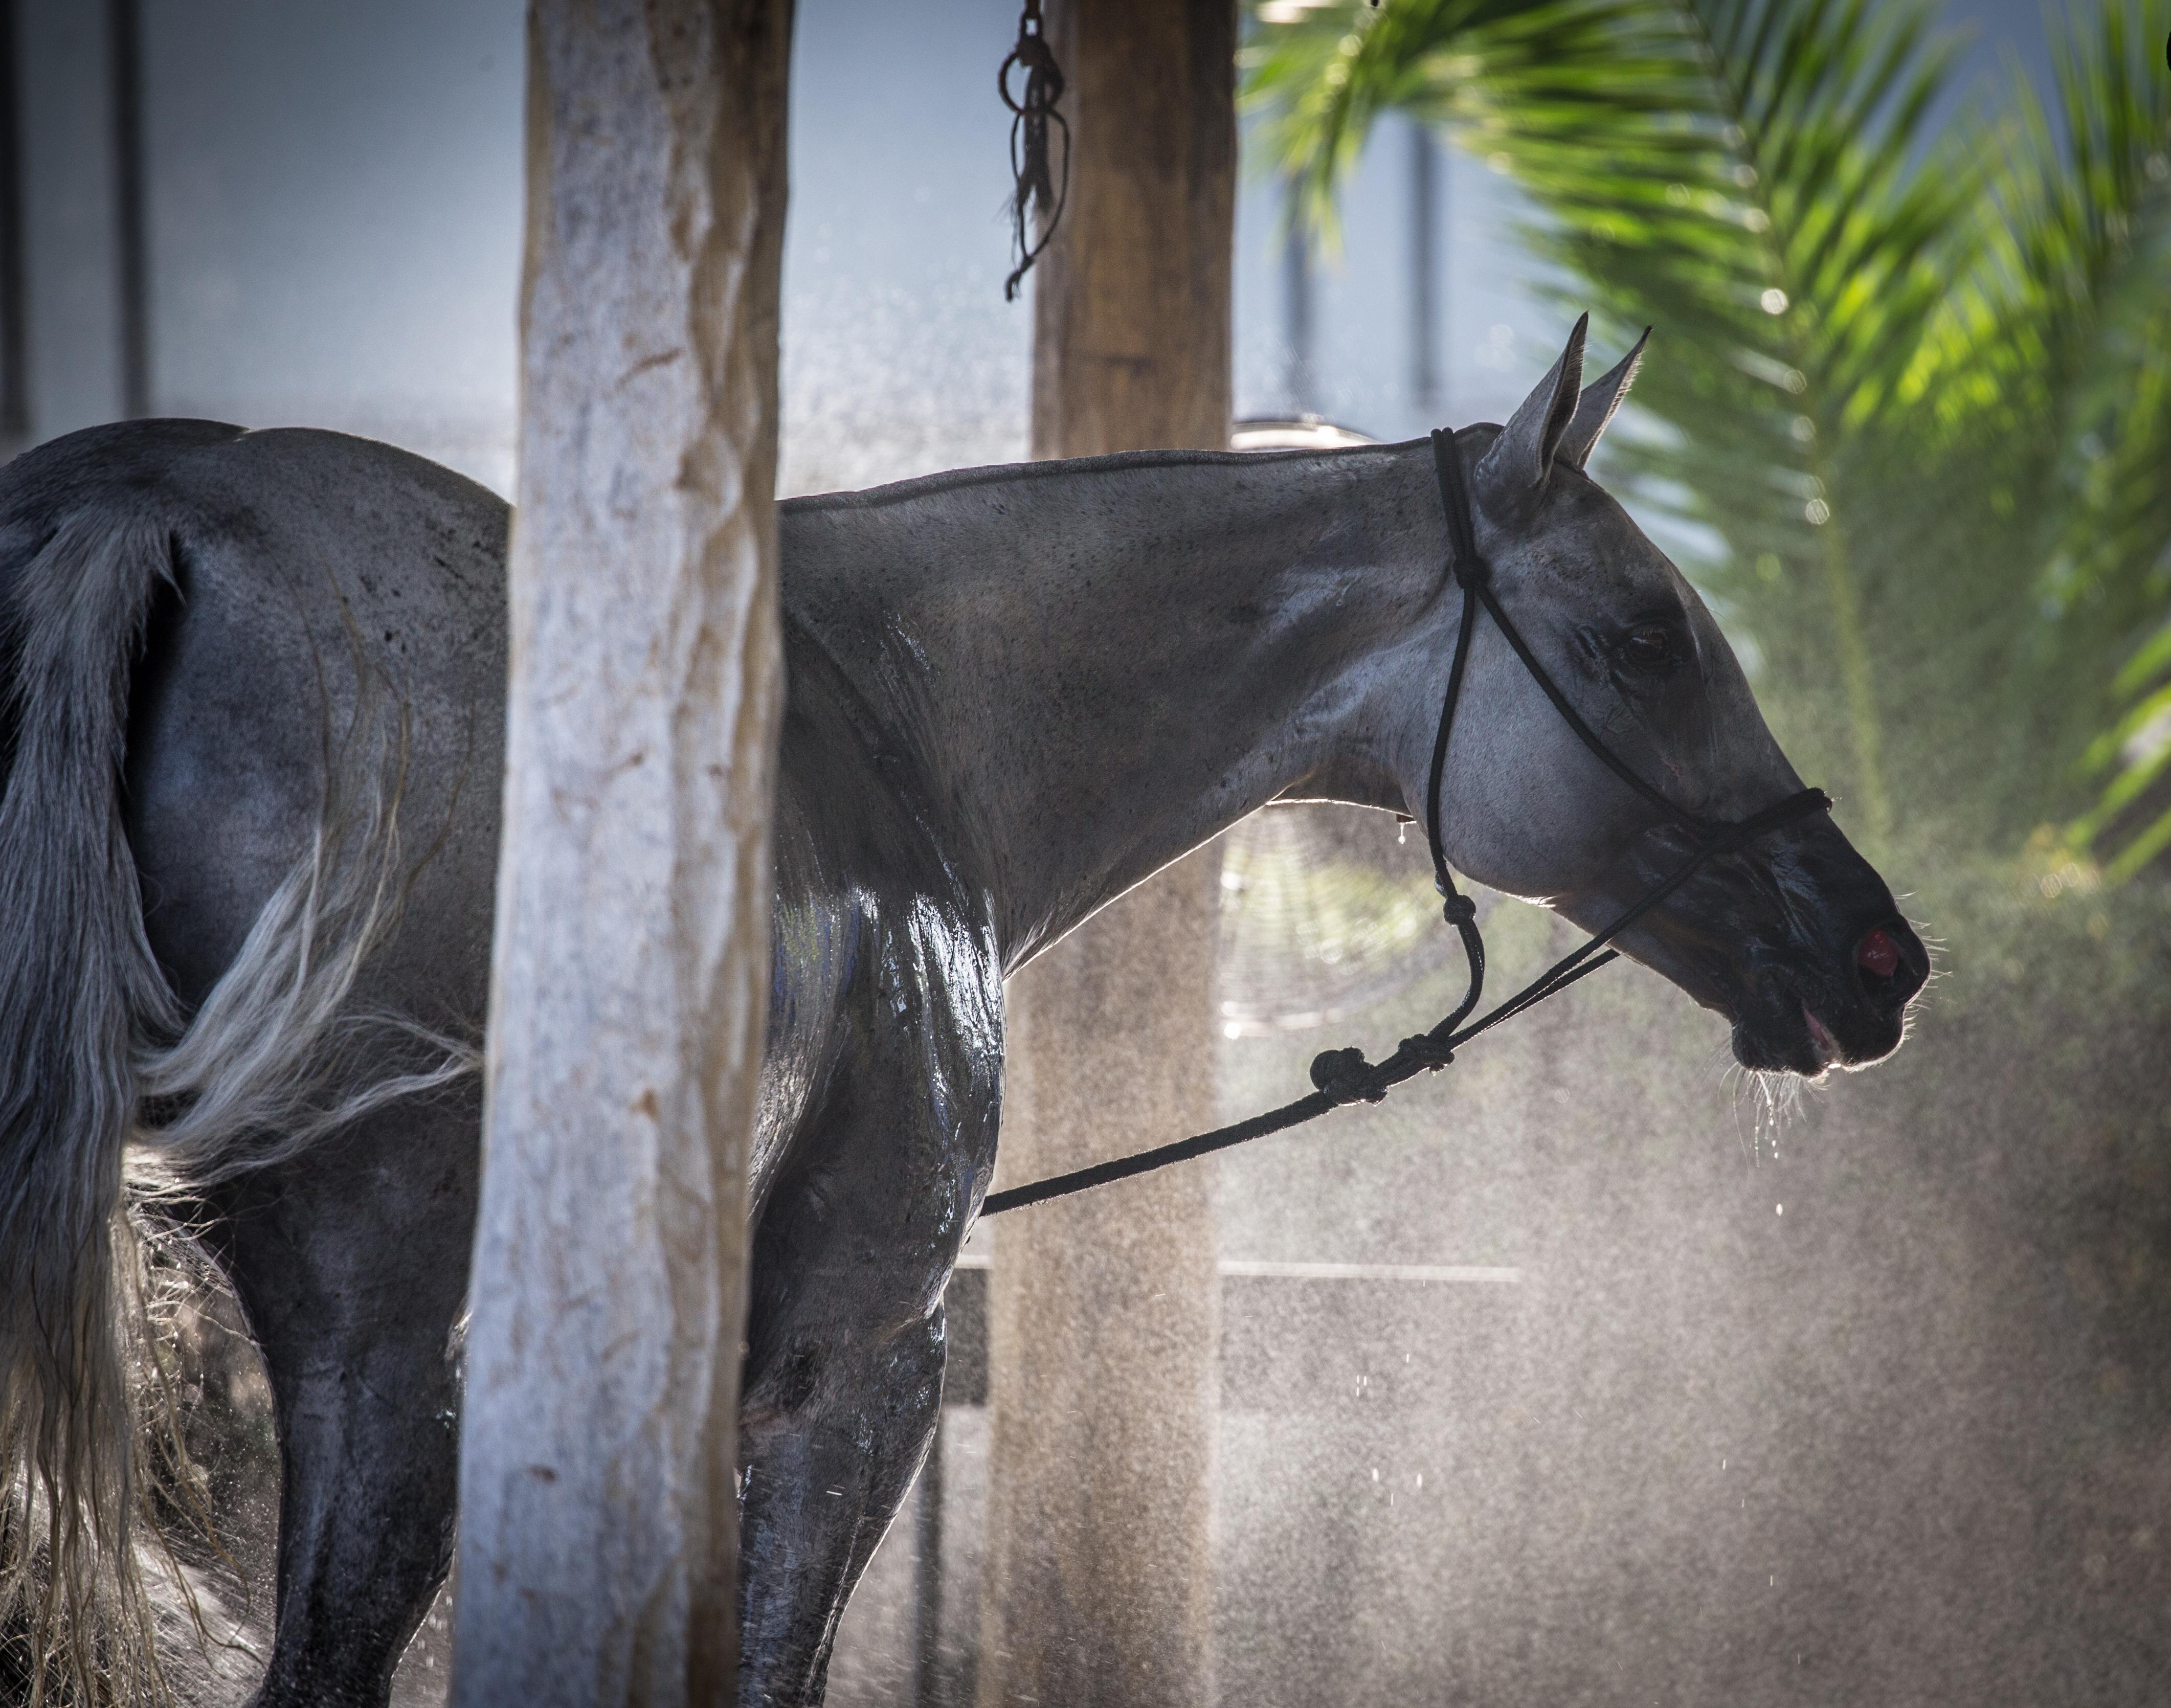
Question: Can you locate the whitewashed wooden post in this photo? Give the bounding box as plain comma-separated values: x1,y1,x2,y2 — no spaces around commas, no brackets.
451,3,791,1703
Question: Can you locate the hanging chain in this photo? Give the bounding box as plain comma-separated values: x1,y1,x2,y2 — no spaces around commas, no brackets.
999,0,1070,301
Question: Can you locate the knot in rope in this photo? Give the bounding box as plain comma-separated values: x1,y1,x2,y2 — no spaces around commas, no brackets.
1438,890,1478,927
1309,1046,1385,1106
1398,1033,1457,1072
999,0,1069,302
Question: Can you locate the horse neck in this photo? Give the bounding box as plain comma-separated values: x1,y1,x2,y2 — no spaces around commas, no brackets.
782,444,1445,970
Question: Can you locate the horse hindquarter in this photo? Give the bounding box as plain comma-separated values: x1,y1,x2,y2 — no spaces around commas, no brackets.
0,422,507,1704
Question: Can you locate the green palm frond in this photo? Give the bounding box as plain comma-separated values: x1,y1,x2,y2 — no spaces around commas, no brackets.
1243,0,2171,869
1997,2,2171,878
1243,0,1705,250
1250,0,1982,844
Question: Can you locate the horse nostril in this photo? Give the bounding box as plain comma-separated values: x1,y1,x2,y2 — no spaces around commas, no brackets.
1856,927,1901,981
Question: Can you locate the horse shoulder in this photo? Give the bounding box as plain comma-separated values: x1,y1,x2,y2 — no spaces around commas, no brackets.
753,617,1004,1218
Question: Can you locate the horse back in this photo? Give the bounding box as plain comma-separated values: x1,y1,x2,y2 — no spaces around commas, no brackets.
0,421,996,1203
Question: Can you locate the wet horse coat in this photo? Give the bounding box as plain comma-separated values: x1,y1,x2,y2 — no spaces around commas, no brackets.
0,327,1925,1704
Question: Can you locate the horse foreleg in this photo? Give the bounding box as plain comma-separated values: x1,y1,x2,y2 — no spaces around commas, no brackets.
737,1305,944,1707
207,1094,479,1708
735,1048,994,1706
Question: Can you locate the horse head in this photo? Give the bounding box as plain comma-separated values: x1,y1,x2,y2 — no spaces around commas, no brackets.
1422,318,1928,1076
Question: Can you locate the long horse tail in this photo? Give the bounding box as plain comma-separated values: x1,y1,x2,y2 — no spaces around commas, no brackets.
0,503,473,1702
0,508,188,1703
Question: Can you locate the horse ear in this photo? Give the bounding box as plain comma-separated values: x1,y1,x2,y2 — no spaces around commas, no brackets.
1556,327,1650,471
1475,313,1588,505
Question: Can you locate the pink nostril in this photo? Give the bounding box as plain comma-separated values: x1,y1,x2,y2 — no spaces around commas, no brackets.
1856,928,1901,980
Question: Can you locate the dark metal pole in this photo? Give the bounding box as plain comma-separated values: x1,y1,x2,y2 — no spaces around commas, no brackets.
0,0,27,450
108,0,149,419
912,1409,946,1704
1281,177,1312,415
1409,123,1440,411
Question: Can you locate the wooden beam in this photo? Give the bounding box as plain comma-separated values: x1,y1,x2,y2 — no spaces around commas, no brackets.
451,3,791,1702
1283,177,1314,417
104,0,147,419
980,4,1235,1704
1027,0,1236,459
0,0,27,447
1410,125,1441,411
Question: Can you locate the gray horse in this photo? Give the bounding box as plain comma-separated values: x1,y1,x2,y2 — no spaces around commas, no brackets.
0,322,1925,1705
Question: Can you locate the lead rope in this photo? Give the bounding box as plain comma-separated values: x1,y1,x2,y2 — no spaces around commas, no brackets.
980,429,1831,1218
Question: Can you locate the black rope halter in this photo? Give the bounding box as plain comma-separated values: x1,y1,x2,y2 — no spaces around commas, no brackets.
981,428,1831,1217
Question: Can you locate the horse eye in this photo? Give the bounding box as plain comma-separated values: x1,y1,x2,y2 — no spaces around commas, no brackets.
1623,625,1674,669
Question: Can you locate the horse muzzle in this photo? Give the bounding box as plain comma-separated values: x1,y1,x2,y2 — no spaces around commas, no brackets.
1582,814,1931,1078
1729,909,1929,1075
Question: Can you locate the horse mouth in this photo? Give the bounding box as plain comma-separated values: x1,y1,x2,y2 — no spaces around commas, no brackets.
1804,1006,1841,1070
1725,919,1927,1077
1731,996,1878,1077
1566,812,1930,1080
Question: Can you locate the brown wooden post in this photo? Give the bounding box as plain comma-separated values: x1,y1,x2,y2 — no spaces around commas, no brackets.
451,3,791,1703
979,4,1236,1704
